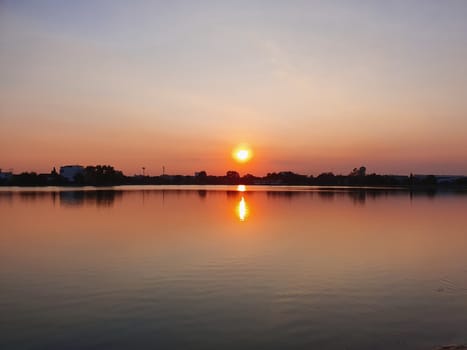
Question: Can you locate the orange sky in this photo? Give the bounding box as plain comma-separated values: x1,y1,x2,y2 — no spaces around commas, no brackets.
1,1,467,175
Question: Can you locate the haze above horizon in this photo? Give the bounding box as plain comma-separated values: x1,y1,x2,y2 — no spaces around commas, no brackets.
1,0,467,176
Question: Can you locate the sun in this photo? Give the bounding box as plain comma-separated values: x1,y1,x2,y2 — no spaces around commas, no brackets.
232,145,253,163
236,149,249,161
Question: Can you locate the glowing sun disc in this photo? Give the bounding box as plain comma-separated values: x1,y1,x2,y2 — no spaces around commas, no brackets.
232,145,253,163
236,150,249,161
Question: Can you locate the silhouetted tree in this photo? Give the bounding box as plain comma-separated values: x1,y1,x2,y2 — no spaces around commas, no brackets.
421,175,437,187
225,170,240,184
83,165,125,186
241,173,259,185
193,171,207,184
316,172,336,185
10,172,46,186
350,166,366,177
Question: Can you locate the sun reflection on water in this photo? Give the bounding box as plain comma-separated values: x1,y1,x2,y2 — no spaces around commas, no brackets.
237,185,246,192
236,196,249,221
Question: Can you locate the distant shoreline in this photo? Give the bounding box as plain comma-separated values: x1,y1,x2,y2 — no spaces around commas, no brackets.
1,165,466,189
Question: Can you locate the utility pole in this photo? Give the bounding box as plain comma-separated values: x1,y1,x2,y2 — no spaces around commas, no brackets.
162,166,165,175
142,167,145,176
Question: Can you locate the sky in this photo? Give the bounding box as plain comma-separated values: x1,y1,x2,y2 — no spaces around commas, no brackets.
1,0,467,176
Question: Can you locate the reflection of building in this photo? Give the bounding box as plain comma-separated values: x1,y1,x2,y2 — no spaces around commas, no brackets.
60,165,84,182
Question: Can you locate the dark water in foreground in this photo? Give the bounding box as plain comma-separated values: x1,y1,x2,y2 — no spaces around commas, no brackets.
1,186,467,350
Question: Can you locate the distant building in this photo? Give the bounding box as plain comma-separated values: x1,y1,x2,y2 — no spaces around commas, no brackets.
60,165,84,182
435,175,465,184
0,169,13,181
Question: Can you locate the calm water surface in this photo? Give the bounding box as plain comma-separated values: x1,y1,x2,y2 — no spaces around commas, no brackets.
1,186,467,349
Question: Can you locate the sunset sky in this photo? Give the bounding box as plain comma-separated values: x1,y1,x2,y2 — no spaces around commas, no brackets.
1,0,467,176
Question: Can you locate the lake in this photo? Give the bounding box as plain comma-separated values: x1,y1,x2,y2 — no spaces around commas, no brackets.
1,186,466,349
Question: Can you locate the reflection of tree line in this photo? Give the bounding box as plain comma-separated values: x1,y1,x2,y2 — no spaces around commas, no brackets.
1,188,466,207
264,188,465,204
0,190,124,207
0,191,59,204
265,189,399,204
59,190,123,207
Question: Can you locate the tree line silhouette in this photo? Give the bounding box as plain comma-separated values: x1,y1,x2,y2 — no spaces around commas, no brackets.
1,164,466,189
